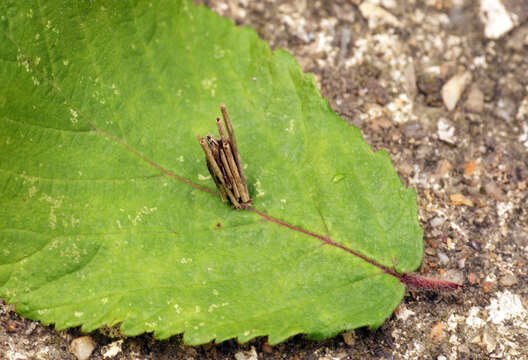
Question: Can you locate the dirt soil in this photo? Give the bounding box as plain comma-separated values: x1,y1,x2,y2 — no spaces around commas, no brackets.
2,1,527,359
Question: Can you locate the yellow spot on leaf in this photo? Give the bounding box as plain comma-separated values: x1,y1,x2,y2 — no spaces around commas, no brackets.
255,180,265,197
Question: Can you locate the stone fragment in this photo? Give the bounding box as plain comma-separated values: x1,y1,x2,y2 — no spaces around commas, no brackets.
481,328,497,353
339,28,351,60
403,121,424,139
102,340,123,359
436,159,453,176
70,336,96,360
484,181,506,201
437,252,449,265
494,97,517,122
365,78,390,105
450,193,474,207
441,269,464,285
429,322,446,343
474,195,487,208
479,0,521,39
342,330,356,346
430,216,446,228
359,2,402,29
417,70,444,106
442,71,472,111
506,24,528,51
395,304,415,321
465,85,484,113
482,281,494,293
464,160,477,176
235,346,258,360
437,118,456,144
402,62,417,99
499,273,518,287
468,272,479,285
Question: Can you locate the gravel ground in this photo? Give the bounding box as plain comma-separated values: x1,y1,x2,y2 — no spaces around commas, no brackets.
2,1,527,359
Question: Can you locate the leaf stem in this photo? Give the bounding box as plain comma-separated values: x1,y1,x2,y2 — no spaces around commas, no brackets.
247,207,463,291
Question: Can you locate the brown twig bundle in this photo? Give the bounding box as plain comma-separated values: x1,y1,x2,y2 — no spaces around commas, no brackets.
197,104,252,209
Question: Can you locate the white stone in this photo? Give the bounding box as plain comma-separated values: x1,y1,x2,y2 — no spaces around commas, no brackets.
465,307,485,328
465,85,484,113
396,305,415,321
441,71,472,111
70,336,96,360
486,290,527,324
437,251,449,265
479,0,516,39
102,340,123,358
235,346,258,360
359,2,402,29
430,216,446,228
437,117,456,144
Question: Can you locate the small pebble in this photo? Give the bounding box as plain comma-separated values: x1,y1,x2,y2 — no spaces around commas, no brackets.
430,216,446,228
403,121,425,139
499,273,517,287
474,195,487,208
450,193,474,207
484,181,506,201
441,71,472,111
494,97,517,122
425,248,436,255
339,28,351,61
70,336,96,360
441,269,464,285
318,356,333,360
234,346,258,360
417,70,444,106
458,257,466,269
365,78,390,105
402,62,417,99
426,238,438,249
465,85,484,113
458,344,471,356
24,322,37,335
359,2,402,29
437,118,457,144
436,159,452,176
102,340,123,359
468,272,479,285
464,160,477,176
437,251,449,265
506,24,528,50
394,304,415,321
398,162,414,177
482,328,497,353
429,322,446,343
482,281,494,293
479,0,516,39
342,330,356,346
6,319,17,333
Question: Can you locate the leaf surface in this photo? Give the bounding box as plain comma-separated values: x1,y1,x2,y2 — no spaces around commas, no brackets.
0,0,423,344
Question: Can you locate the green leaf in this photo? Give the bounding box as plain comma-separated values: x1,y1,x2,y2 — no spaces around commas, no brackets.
0,0,423,344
